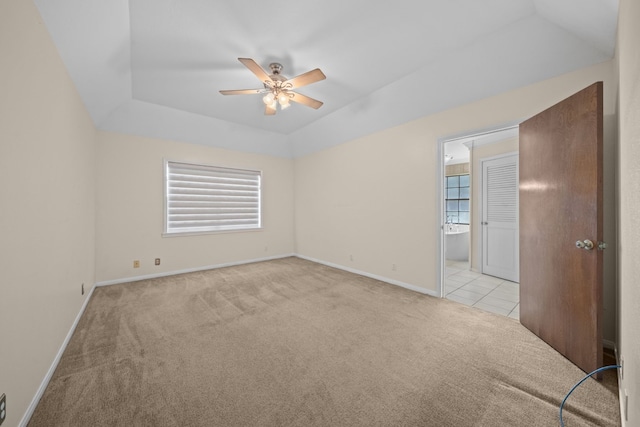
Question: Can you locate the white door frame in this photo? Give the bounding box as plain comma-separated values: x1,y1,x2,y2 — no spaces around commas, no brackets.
437,124,520,298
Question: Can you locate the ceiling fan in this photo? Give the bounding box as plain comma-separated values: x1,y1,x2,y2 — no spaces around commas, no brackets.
220,58,326,115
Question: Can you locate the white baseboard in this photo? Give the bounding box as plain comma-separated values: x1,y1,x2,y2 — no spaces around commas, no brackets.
95,254,295,287
295,254,439,297
94,253,437,298
19,283,97,427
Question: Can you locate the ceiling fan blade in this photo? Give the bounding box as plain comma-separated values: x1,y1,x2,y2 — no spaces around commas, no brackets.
265,104,277,115
238,58,272,84
219,88,268,95
285,68,326,89
290,92,324,109
219,89,267,95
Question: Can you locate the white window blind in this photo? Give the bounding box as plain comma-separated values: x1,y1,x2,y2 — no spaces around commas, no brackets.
165,161,261,235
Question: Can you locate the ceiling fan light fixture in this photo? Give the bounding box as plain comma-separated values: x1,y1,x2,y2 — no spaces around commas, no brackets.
262,92,275,105
277,92,290,107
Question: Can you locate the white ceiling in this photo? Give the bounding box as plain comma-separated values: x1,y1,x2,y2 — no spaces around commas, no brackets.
33,0,618,157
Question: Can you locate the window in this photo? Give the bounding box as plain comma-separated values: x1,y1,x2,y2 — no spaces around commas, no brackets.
165,161,261,235
446,174,470,224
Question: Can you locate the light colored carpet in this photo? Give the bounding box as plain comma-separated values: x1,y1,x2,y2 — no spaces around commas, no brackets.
29,257,619,426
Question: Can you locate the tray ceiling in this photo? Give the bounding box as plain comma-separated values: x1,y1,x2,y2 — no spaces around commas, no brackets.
34,0,618,157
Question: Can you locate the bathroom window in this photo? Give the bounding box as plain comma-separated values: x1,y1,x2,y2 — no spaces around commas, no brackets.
446,174,470,224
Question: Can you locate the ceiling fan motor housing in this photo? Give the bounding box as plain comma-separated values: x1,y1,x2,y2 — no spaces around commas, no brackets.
268,63,287,83
269,63,283,74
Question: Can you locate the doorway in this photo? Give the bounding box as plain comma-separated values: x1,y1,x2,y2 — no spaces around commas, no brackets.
441,127,520,318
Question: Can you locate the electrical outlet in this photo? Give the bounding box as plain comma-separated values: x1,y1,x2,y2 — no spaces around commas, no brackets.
350,254,353,261
133,260,140,268
392,263,397,271
81,283,84,295
264,246,268,252
620,357,624,379
155,258,161,266
0,393,6,426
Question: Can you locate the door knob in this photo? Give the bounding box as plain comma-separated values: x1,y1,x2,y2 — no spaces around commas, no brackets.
576,239,594,250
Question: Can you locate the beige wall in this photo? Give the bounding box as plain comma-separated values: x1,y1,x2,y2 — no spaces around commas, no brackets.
295,125,435,291
295,60,616,296
0,1,97,425
617,0,640,423
96,132,295,283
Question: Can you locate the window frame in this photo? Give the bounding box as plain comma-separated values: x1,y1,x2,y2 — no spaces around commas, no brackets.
163,160,262,237
445,173,470,225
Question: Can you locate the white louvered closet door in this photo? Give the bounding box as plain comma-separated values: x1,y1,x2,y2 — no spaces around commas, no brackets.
481,154,519,282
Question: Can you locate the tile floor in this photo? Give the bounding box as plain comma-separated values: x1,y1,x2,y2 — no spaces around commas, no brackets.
445,260,519,320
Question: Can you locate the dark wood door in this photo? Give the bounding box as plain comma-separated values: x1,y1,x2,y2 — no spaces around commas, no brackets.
519,82,603,375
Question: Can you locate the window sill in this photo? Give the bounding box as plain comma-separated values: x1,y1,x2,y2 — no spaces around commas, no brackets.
162,227,263,238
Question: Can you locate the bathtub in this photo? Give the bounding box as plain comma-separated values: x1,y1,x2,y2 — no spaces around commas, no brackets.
445,224,469,261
